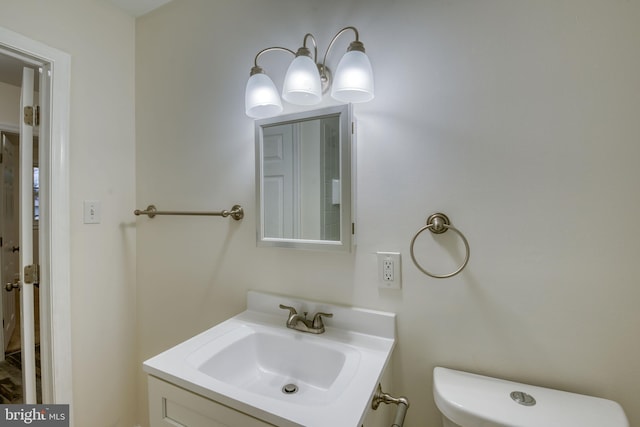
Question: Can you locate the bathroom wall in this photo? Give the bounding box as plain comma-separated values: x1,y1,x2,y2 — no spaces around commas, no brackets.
0,81,20,126
136,0,640,426
0,1,137,426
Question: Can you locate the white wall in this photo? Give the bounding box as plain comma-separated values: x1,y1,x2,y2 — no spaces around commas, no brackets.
0,81,19,127
0,1,137,426
135,0,640,426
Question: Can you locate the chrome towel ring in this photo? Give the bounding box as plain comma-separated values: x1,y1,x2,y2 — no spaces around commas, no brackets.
410,213,470,279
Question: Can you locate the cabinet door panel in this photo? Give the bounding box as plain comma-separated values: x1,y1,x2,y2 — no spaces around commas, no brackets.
148,376,276,427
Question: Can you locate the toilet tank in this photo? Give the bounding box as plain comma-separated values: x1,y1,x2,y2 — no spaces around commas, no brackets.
433,367,629,427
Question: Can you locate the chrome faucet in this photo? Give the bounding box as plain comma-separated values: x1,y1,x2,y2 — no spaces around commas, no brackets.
279,304,333,334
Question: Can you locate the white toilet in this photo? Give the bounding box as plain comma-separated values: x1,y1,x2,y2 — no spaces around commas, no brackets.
433,367,629,427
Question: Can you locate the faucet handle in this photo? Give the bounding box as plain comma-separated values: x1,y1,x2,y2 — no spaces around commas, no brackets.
279,304,298,316
312,312,333,329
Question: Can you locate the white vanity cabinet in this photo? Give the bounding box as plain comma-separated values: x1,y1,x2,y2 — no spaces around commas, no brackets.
360,405,392,427
148,375,276,427
143,291,397,427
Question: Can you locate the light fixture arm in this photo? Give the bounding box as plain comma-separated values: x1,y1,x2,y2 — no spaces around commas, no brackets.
251,46,296,74
302,33,318,62
320,26,362,81
250,27,363,83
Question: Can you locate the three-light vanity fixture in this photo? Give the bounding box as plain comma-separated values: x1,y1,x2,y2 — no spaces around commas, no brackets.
245,26,374,119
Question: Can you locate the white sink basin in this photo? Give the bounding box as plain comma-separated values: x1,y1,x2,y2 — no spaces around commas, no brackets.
186,324,360,404
144,291,396,427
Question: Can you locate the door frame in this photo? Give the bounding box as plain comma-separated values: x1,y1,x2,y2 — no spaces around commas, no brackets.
0,26,72,407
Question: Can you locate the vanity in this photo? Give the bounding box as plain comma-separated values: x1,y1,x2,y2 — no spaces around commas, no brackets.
143,291,396,427
143,104,398,426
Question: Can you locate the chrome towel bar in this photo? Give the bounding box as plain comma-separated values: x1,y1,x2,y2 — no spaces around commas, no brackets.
134,204,244,221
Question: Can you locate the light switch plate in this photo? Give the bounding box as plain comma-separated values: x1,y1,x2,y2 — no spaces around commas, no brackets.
83,200,101,224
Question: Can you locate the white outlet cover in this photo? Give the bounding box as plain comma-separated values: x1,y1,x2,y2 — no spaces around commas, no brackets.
376,252,401,289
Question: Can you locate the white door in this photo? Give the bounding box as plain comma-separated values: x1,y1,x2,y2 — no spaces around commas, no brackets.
19,66,37,404
262,124,298,238
0,132,20,356
1,25,74,405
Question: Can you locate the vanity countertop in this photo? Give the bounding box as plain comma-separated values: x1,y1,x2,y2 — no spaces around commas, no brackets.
144,290,396,427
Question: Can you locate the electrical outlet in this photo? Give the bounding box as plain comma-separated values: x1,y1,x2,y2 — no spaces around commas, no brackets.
377,252,401,289
383,258,394,281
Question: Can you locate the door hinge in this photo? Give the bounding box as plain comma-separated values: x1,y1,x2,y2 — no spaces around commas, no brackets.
24,264,40,284
23,106,39,126
24,106,34,126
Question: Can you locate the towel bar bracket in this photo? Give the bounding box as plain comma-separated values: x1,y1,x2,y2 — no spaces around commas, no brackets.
372,383,410,427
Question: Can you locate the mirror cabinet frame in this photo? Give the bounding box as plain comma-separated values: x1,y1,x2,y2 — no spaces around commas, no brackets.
255,104,354,251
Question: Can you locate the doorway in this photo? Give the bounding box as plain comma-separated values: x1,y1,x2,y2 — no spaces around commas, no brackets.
0,25,72,407
0,128,41,402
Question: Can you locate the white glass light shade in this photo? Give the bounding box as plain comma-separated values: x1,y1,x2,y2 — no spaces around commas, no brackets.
331,50,374,103
245,73,283,119
282,55,322,105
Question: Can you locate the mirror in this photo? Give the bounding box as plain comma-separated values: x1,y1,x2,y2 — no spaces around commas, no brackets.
255,104,354,251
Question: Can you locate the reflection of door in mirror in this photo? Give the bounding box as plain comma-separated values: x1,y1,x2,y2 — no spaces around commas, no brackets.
262,124,296,238
262,116,341,240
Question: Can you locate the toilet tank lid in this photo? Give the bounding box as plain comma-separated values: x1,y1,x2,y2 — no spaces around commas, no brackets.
433,367,629,427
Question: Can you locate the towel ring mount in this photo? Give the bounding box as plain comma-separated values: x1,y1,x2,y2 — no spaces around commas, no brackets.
410,213,470,279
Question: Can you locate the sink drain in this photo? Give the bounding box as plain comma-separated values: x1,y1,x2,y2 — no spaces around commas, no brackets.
282,383,299,394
